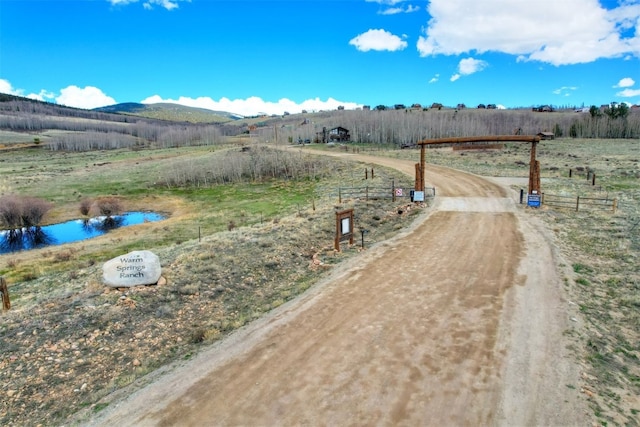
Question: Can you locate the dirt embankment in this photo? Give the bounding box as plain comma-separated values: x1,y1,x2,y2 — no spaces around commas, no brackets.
83,153,587,426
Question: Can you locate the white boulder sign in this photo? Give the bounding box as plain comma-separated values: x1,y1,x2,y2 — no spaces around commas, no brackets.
102,250,161,287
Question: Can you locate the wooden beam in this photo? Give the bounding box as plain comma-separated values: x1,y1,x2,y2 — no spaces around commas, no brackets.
418,135,540,146
414,135,544,197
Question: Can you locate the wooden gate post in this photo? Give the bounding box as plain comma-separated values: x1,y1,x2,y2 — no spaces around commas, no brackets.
1,277,10,311
419,144,426,192
528,140,541,195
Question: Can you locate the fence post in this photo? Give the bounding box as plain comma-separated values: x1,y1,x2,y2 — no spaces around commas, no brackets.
519,189,524,204
365,186,369,201
1,277,10,312
613,198,618,213
392,179,396,202
339,187,342,203
592,173,596,186
371,168,374,179
569,168,572,178
576,196,580,212
365,168,368,180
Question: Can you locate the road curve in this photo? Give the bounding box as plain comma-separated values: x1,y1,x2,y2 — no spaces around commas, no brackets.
84,152,586,426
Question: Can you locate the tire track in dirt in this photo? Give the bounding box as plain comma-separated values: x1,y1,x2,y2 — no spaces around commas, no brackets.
84,151,586,426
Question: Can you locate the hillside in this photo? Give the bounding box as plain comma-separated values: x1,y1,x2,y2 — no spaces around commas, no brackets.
93,102,242,123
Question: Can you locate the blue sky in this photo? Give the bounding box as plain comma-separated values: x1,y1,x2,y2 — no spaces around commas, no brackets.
1,0,639,116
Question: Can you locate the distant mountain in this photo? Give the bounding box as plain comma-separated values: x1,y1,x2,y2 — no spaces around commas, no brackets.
94,102,243,123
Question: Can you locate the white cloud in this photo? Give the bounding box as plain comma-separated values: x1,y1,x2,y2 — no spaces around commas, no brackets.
56,86,117,109
614,77,636,88
553,86,578,96
27,89,56,102
379,4,420,15
0,79,17,95
449,57,487,81
349,29,408,52
458,57,488,75
617,88,640,97
428,74,439,83
140,95,362,117
417,0,640,65
0,79,56,102
108,0,137,5
107,0,189,10
365,0,407,5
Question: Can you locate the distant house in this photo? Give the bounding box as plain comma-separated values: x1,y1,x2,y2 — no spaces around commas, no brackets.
537,131,555,140
329,126,350,142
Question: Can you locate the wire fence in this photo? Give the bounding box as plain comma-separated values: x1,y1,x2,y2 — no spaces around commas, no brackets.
541,193,618,212
336,185,436,203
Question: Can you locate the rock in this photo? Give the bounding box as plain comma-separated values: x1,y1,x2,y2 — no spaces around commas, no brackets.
102,250,161,288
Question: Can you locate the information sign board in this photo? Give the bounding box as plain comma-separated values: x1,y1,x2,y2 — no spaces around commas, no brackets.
411,191,425,202
527,194,541,207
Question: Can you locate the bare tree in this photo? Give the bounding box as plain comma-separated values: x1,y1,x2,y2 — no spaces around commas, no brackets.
0,195,52,228
79,198,93,216
93,197,122,218
0,195,23,228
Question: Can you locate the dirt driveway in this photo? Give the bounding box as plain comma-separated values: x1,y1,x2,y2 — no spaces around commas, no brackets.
84,153,587,426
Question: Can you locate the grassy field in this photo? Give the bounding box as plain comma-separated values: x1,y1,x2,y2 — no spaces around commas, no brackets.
0,137,639,426
0,141,421,426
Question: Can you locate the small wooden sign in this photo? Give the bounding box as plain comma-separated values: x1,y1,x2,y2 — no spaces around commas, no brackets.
335,209,354,251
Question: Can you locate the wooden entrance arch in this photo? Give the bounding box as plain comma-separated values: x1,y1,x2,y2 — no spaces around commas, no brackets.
415,135,542,195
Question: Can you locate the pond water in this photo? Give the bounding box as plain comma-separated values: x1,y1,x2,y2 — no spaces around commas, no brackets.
0,211,165,254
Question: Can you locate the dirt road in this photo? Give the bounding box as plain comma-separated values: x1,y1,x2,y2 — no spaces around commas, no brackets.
84,153,586,426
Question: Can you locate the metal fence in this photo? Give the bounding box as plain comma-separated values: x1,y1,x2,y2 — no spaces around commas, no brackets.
541,193,618,212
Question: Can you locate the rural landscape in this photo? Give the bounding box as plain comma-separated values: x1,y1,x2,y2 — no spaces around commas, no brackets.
1,94,639,426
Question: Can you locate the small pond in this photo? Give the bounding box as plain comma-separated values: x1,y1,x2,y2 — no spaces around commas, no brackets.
0,212,165,254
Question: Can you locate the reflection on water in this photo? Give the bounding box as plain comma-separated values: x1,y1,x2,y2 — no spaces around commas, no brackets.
0,211,164,254
0,227,55,252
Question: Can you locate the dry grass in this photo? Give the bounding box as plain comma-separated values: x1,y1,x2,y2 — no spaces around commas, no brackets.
1,137,638,425
0,145,422,426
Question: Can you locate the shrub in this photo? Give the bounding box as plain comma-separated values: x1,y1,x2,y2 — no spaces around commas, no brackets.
79,198,93,216
20,196,53,227
0,195,23,228
94,197,122,217
0,195,52,228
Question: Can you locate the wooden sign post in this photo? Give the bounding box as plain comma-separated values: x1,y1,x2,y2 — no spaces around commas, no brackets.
1,277,10,312
334,209,354,251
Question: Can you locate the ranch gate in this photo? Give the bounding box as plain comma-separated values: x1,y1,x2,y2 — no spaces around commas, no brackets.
415,135,542,195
